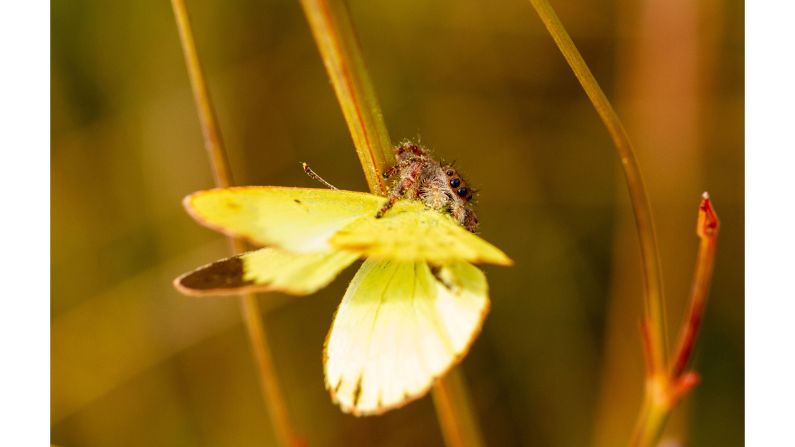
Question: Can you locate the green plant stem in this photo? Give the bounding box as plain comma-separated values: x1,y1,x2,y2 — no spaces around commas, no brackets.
527,0,668,373
299,1,483,446
170,2,299,446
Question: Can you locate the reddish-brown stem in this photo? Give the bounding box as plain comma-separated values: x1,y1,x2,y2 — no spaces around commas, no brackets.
670,193,720,379
631,194,720,445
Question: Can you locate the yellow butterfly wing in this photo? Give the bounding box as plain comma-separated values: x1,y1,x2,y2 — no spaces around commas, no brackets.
329,200,512,266
175,247,360,296
184,186,511,265
324,259,489,415
184,187,382,252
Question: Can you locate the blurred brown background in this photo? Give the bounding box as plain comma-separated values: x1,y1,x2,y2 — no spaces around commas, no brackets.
52,0,743,445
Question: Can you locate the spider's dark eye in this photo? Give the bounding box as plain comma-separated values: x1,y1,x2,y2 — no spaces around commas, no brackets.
457,187,468,197
446,170,454,176
450,178,461,188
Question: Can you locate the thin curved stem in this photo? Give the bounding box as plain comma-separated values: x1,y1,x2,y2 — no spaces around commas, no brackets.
171,1,300,446
527,0,668,372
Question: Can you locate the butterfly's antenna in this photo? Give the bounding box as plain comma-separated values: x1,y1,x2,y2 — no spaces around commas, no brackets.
302,162,338,190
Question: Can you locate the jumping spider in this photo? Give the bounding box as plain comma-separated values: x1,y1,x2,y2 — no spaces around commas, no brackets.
377,142,479,233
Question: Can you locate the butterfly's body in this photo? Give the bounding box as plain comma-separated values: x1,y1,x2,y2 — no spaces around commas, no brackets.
378,142,479,233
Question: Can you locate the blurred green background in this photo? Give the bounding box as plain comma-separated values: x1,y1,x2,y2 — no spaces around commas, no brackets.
52,0,743,445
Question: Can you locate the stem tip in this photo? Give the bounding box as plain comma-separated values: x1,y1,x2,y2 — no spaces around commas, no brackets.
697,193,720,237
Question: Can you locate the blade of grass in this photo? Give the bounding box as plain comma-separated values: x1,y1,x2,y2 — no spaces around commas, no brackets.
170,2,300,446
299,1,484,445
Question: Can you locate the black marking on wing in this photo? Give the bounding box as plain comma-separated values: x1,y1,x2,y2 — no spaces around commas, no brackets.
179,256,254,291
352,375,364,408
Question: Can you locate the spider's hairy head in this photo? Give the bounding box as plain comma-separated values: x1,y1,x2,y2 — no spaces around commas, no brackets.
386,141,480,233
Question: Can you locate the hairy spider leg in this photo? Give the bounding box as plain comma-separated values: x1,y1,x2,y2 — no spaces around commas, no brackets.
376,162,423,218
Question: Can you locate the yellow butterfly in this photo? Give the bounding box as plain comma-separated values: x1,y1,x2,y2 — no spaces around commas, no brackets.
175,186,511,415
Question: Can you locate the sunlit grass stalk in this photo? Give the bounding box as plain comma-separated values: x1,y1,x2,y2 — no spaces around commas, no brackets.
525,0,720,445
299,0,392,194
170,1,299,446
299,1,484,445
